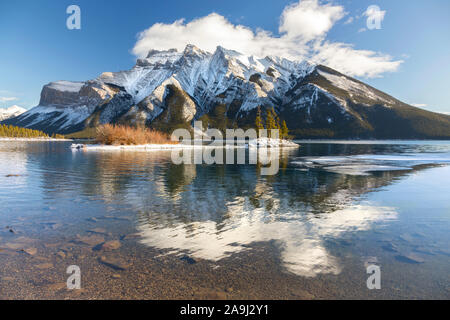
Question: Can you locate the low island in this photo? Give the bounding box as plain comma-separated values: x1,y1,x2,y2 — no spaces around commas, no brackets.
70,124,299,150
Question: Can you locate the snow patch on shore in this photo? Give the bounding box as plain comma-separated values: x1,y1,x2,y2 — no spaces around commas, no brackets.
71,143,202,151
71,138,299,151
248,138,299,148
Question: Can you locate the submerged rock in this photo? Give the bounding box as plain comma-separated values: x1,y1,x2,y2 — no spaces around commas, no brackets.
87,228,108,235
22,247,37,256
120,233,140,241
4,243,23,250
35,263,54,269
363,256,379,268
45,282,67,292
381,242,399,253
399,233,415,243
73,234,105,246
193,288,227,300
395,253,425,264
99,256,130,270
99,240,121,251
0,249,18,256
180,255,197,264
413,246,436,256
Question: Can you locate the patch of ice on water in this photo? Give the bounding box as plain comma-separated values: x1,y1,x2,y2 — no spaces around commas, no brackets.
322,165,411,176
292,153,450,176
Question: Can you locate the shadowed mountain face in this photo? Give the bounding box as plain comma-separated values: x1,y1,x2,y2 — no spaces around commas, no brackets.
281,66,450,139
3,45,450,138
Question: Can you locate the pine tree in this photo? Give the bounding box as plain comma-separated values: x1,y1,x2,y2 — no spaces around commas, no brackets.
265,108,277,138
214,104,228,135
273,108,281,129
281,120,289,139
199,114,210,131
255,107,264,137
265,108,272,130
273,108,281,139
0,124,49,138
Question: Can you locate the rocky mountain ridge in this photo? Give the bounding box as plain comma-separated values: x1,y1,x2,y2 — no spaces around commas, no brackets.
3,44,450,139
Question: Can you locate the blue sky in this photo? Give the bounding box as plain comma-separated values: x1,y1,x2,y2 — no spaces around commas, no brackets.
0,0,449,114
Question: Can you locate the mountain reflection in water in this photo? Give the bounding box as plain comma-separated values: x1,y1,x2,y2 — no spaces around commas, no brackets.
71,150,423,277
1,141,448,280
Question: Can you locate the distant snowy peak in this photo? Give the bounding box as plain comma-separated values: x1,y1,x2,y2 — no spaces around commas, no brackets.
0,105,27,121
133,44,316,82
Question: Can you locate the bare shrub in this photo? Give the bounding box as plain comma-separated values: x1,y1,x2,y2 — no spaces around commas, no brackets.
95,124,178,145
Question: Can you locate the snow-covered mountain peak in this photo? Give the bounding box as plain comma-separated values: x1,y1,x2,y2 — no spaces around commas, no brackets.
4,45,321,132
47,81,84,93
212,46,261,70
183,44,208,57
136,45,209,68
6,44,446,139
137,48,182,67
6,105,26,113
0,105,27,121
146,48,178,58
214,46,242,57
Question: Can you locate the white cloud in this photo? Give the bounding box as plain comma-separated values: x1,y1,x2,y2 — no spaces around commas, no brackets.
312,42,402,78
279,0,345,41
344,16,354,25
132,0,402,78
0,96,18,102
133,13,276,58
411,103,427,108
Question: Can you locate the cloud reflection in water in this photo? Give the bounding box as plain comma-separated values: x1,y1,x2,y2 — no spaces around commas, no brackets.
137,200,397,277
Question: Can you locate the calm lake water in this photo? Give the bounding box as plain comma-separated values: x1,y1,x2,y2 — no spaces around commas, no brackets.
0,140,449,299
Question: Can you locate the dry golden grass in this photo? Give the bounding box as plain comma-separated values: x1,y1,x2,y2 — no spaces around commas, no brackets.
95,124,178,145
